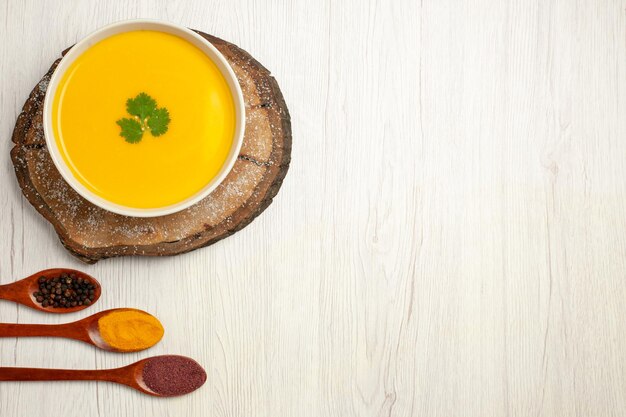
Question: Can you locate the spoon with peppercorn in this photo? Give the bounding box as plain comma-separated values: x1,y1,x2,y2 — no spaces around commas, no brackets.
0,268,101,313
0,308,164,353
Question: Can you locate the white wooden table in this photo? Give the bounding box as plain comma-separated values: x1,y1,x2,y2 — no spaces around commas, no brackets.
1,0,626,416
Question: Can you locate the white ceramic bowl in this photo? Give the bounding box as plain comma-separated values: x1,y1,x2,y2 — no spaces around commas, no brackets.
43,19,245,217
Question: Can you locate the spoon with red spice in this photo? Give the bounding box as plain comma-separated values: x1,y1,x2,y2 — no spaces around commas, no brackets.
0,268,101,313
0,355,207,397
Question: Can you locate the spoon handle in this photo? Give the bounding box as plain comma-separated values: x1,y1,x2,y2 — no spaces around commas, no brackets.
0,323,71,338
0,283,21,303
0,367,112,382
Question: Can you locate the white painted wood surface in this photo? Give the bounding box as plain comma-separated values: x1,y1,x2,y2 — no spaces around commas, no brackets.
1,0,626,415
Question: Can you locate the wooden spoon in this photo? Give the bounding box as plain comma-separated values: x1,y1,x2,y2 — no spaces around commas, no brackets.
0,355,207,397
0,308,162,352
0,268,101,313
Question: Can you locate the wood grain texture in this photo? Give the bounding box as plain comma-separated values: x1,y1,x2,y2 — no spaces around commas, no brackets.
1,0,626,416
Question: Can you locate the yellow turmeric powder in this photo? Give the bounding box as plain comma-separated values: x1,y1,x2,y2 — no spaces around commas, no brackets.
97,309,164,352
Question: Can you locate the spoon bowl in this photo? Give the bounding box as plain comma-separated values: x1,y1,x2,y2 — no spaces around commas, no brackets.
80,308,164,352
0,268,101,313
125,355,208,397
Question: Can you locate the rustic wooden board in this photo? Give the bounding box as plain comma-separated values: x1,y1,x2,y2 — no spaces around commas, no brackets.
10,31,291,263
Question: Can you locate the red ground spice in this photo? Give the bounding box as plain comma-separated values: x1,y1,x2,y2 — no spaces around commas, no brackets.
142,355,207,396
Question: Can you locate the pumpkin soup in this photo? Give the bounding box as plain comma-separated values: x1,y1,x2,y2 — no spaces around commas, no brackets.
51,30,236,209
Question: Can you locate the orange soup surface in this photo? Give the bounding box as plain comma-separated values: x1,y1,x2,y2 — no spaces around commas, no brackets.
52,30,236,208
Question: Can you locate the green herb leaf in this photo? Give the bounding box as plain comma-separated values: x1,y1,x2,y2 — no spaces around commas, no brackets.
147,107,171,136
116,93,170,143
126,92,157,121
116,118,143,143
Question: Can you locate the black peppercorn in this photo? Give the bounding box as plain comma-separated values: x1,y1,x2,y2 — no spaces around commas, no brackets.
32,273,99,309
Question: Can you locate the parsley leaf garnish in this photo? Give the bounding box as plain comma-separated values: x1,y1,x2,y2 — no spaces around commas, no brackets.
126,93,157,121
147,107,171,136
116,118,143,143
116,93,170,143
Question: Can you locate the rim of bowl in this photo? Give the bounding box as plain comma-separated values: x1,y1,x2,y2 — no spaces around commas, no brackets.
43,19,245,218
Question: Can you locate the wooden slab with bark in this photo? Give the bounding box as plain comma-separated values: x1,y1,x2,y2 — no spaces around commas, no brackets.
10,31,291,263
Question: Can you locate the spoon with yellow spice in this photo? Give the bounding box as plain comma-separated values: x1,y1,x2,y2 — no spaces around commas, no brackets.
0,308,164,352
